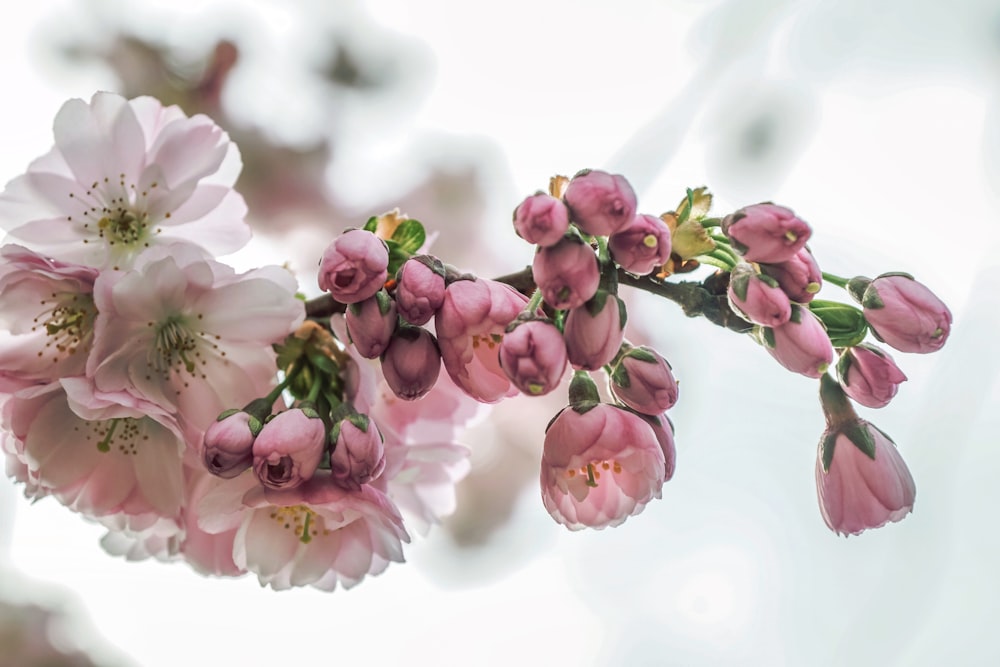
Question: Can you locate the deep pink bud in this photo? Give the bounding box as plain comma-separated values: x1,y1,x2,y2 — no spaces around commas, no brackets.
381,325,441,400
722,203,811,263
531,237,600,310
330,414,386,490
564,293,626,371
610,345,679,416
202,410,260,478
513,193,570,247
850,273,951,354
317,229,389,303
728,262,792,327
563,169,637,237
760,247,822,303
252,407,326,490
346,290,397,359
816,375,915,536
541,401,664,530
760,305,833,378
395,256,445,325
837,343,907,409
499,318,568,396
436,277,529,402
608,214,672,275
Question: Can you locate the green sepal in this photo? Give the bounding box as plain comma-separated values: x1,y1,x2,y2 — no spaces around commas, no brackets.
347,412,371,433
586,289,610,318
789,303,803,324
617,296,628,331
809,300,868,347
296,401,322,420
836,349,855,385
568,371,600,413
611,363,631,389
273,333,306,372
307,351,339,377
247,415,264,438
348,302,363,317
820,431,839,472
843,422,877,461
730,266,751,302
846,276,872,304
375,289,393,316
216,408,241,421
362,217,379,233
759,325,776,348
757,273,781,290
385,241,411,277
624,347,657,364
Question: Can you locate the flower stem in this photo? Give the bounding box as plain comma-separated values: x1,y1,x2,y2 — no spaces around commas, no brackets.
821,272,850,288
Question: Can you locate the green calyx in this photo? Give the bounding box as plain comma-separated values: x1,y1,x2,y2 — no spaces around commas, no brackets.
568,371,600,414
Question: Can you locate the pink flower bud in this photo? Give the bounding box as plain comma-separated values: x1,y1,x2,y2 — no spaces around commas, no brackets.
563,169,637,237
722,203,811,263
513,193,570,247
541,402,664,530
317,229,389,303
837,344,907,409
851,273,952,354
395,256,445,326
202,410,260,478
761,305,833,378
728,262,792,327
531,237,600,310
252,407,326,490
564,293,626,371
346,290,397,359
608,214,672,275
610,346,679,415
330,414,386,490
436,277,529,402
498,318,568,396
760,247,822,303
381,325,441,400
644,413,677,483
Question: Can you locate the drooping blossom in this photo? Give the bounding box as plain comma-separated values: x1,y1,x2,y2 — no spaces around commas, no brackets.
531,237,600,310
815,374,915,536
394,255,445,326
609,345,679,416
563,292,626,371
760,305,833,378
380,325,441,400
837,344,907,409
722,203,811,263
435,277,529,402
330,413,386,490
196,470,409,591
727,262,792,327
760,247,822,303
563,169,637,237
541,390,664,530
346,289,397,359
317,229,389,304
608,213,672,275
849,273,952,354
513,193,570,247
86,242,303,433
498,317,568,396
0,92,250,269
252,407,326,490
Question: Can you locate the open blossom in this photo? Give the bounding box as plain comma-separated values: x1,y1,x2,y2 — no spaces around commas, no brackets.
563,169,637,237
608,213,672,275
531,237,600,310
0,92,250,270
499,318,567,396
851,273,951,354
541,400,664,530
252,407,326,490
0,245,98,381
86,243,303,433
317,229,389,304
196,470,409,591
436,277,529,403
837,344,907,409
513,193,570,247
723,203,811,263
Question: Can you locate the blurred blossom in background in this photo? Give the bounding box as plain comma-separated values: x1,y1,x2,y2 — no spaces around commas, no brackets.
1,0,998,665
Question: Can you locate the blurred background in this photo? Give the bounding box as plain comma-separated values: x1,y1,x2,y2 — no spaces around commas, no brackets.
1,0,998,665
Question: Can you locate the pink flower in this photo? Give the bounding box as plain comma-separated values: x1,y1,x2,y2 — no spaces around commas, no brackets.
317,229,389,304
541,402,664,530
381,325,441,400
564,293,626,371
563,169,637,237
852,273,952,354
330,413,386,490
0,92,250,269
727,262,792,327
837,344,907,409
202,409,261,478
760,305,833,378
608,213,672,275
394,256,445,326
498,318,568,396
196,470,409,591
609,345,679,416
531,237,600,310
760,247,822,303
643,413,677,483
252,407,326,490
435,277,529,402
722,203,811,263
512,193,570,247
346,290,397,359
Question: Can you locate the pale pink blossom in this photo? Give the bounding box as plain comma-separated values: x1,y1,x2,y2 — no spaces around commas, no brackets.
317,229,389,304
86,243,303,433
541,402,664,530
252,407,326,490
837,344,907,409
608,213,672,275
381,325,441,400
531,237,600,310
723,203,811,263
498,318,568,396
853,273,952,354
563,169,637,237
394,256,445,326
563,293,626,371
196,470,409,591
0,92,250,269
435,277,529,403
